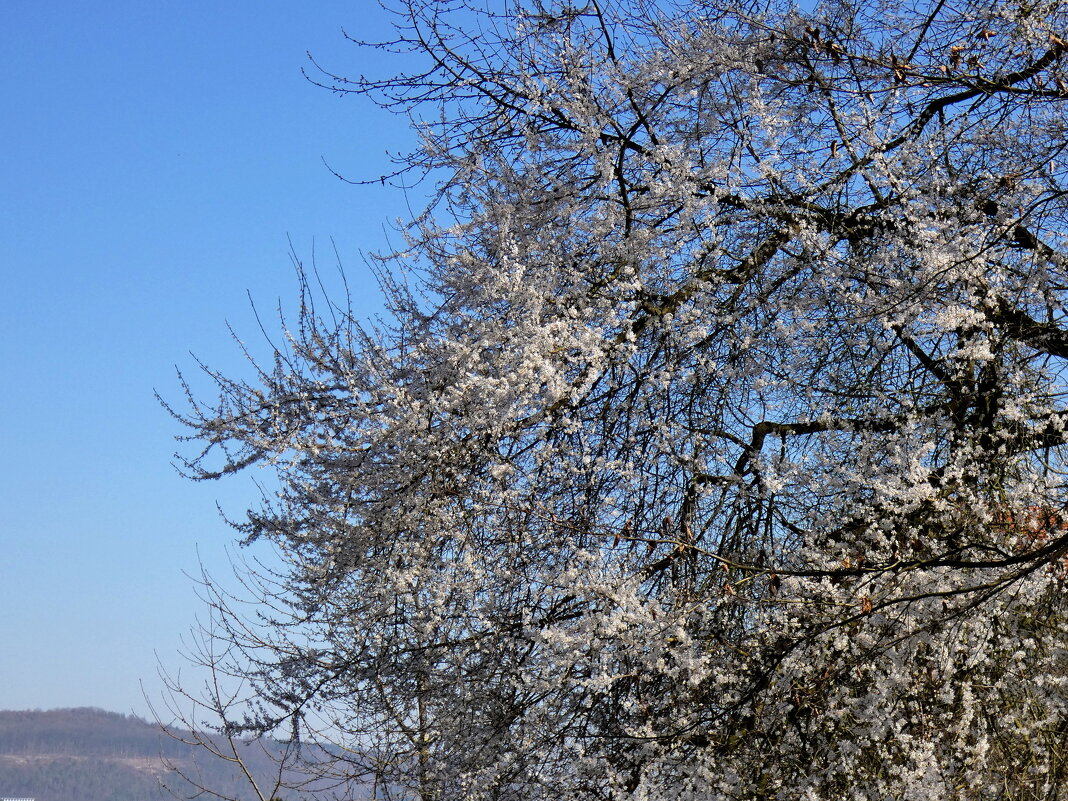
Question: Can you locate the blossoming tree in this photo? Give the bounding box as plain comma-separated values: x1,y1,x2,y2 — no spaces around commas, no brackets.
168,1,1068,798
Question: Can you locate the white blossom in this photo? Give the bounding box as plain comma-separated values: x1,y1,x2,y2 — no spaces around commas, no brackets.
166,2,1068,800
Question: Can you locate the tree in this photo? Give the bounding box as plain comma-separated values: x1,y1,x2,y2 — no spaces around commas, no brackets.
167,1,1068,799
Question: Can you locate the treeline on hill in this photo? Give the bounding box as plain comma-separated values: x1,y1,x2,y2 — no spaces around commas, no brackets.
0,708,189,759
0,708,350,801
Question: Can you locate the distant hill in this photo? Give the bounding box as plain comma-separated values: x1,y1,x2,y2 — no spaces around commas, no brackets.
0,708,357,801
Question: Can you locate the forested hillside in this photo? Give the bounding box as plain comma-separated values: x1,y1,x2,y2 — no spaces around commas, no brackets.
0,708,342,801
0,708,188,759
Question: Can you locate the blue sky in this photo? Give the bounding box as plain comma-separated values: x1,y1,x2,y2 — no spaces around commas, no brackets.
1,1,418,718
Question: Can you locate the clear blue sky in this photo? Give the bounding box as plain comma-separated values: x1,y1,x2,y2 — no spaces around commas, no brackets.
1,0,418,718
